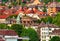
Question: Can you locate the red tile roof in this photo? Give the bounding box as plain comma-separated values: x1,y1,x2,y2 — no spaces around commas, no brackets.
47,2,60,7
0,9,5,13
0,15,9,19
0,37,4,41
25,8,34,14
37,11,45,15
15,7,24,14
0,29,17,36
15,10,24,15
33,8,38,13
3,10,12,15
39,22,59,28
51,29,60,35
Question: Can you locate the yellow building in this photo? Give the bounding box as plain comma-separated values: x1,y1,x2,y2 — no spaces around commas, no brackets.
47,2,57,16
27,0,42,6
48,7,56,16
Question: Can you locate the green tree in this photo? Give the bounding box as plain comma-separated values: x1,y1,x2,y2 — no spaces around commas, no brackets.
35,19,41,23
45,16,53,23
0,24,10,29
52,12,60,26
2,0,8,3
56,0,60,2
42,0,52,4
12,2,18,6
43,5,47,12
41,18,46,23
36,16,53,24
1,3,5,6
8,5,12,8
11,24,24,36
8,15,17,19
43,0,49,4
49,36,60,41
21,28,39,41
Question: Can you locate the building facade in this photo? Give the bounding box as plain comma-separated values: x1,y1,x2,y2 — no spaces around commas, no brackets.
47,2,57,16
38,22,60,41
50,29,60,38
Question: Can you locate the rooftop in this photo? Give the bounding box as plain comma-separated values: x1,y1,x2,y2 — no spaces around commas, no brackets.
50,29,60,35
47,2,60,7
0,37,4,41
39,22,59,28
0,15,9,19
0,29,17,36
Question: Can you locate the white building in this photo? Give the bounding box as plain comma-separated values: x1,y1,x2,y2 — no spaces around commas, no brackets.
38,22,60,41
49,29,60,38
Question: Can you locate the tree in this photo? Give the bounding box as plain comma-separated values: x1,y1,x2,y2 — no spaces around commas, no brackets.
41,18,46,23
8,15,17,19
56,0,60,2
11,24,24,36
43,5,47,12
21,28,39,41
8,5,12,8
35,19,41,23
0,23,9,29
1,3,5,6
45,16,53,23
12,2,18,6
52,12,60,26
49,36,60,41
42,0,52,4
43,0,49,4
2,0,8,3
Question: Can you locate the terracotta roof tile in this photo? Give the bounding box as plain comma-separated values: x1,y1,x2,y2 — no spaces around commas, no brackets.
39,22,59,28
15,7,45,15
50,29,60,35
0,37,4,41
0,15,9,19
0,29,17,36
15,7,24,14
47,2,60,7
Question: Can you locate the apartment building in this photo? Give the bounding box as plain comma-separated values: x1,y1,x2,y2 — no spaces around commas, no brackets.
38,22,60,41
50,29,60,38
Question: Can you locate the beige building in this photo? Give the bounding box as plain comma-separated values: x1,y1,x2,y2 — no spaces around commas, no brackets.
20,15,39,31
0,15,9,23
47,2,57,16
0,19,6,23
27,0,43,6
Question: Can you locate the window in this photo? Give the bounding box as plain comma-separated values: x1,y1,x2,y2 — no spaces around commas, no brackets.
28,21,30,23
42,40,46,41
23,21,26,23
42,36,46,38
49,32,51,34
46,32,48,34
49,28,51,30
42,28,44,30
42,36,43,38
50,36,51,38
42,32,43,34
45,28,48,30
